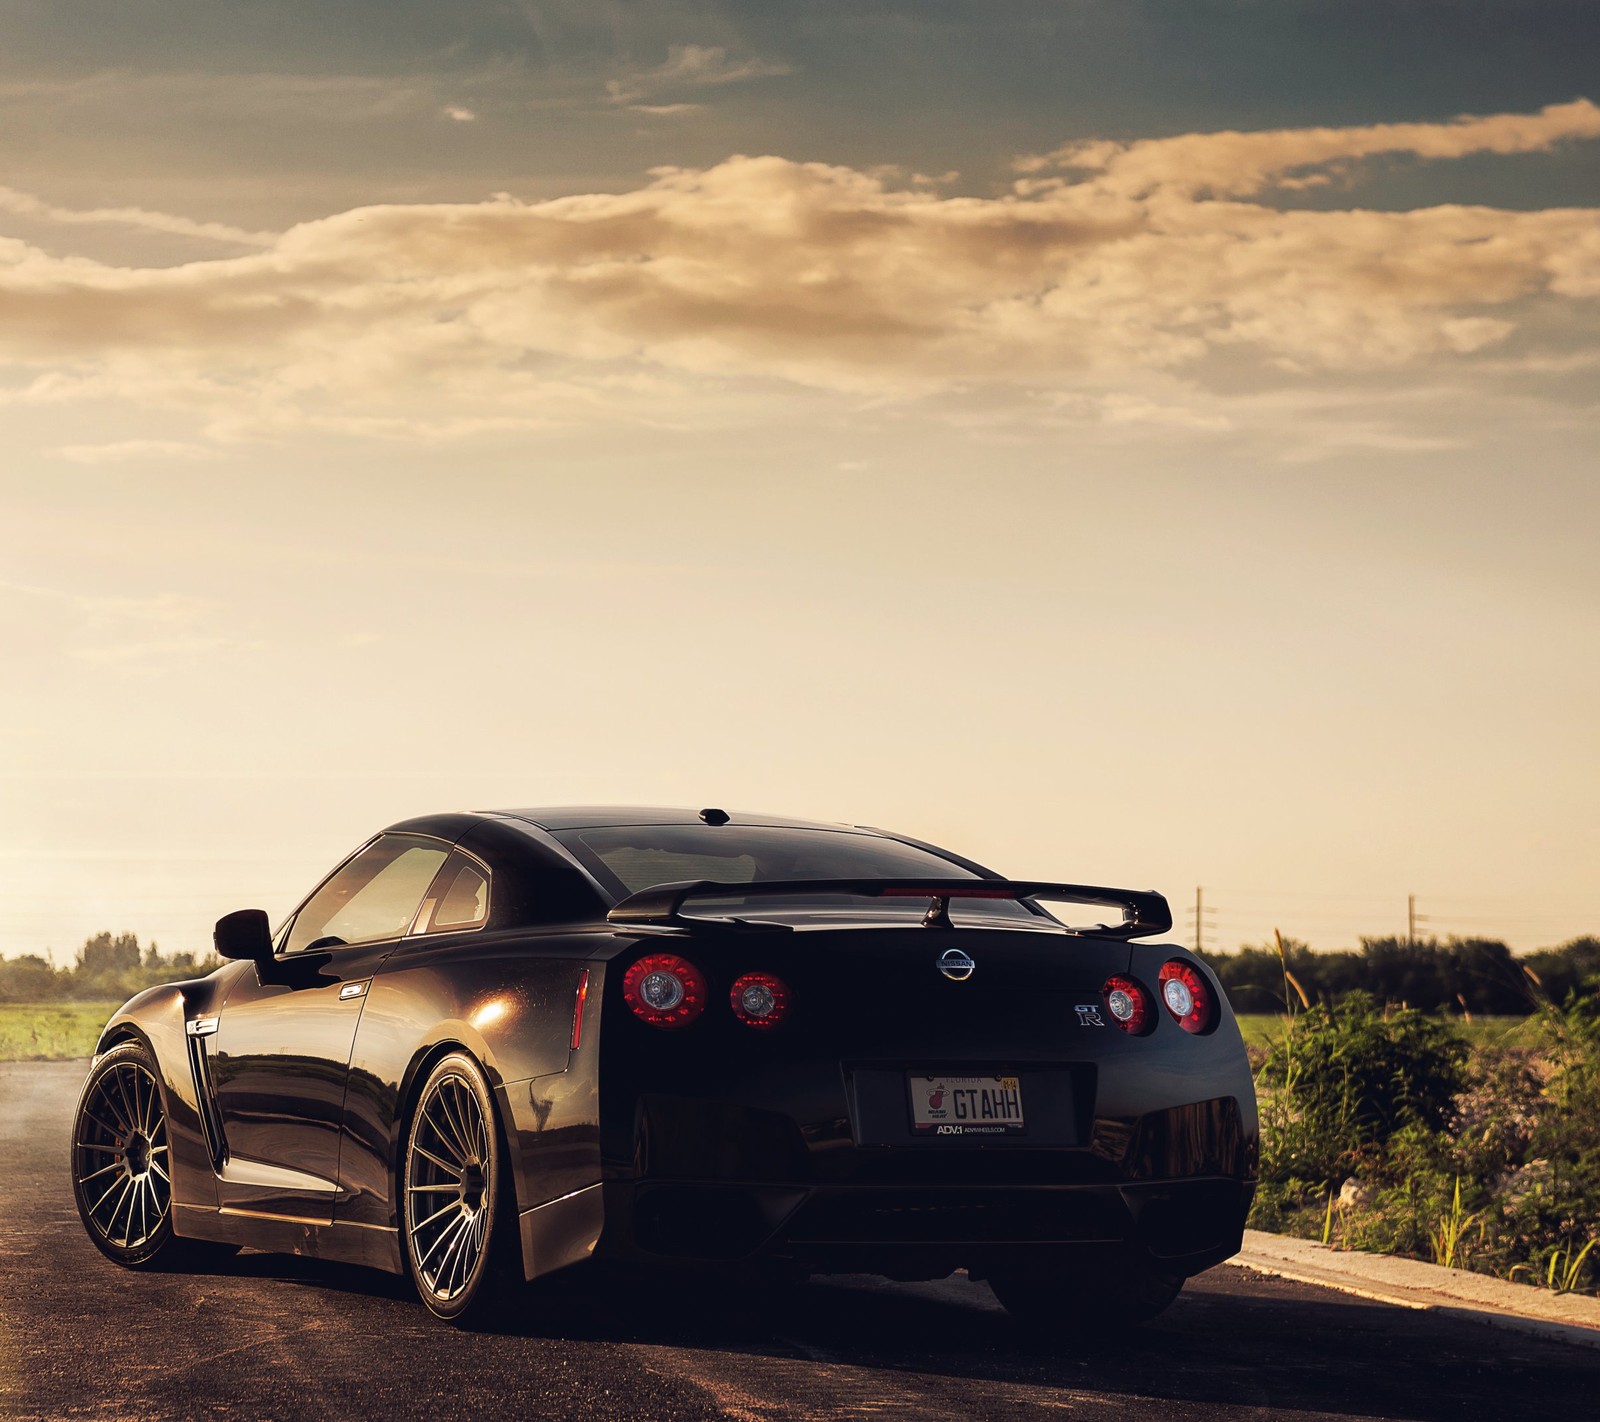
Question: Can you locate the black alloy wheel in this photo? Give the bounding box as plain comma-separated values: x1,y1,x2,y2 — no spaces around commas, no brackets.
402,1052,516,1321
71,1041,178,1266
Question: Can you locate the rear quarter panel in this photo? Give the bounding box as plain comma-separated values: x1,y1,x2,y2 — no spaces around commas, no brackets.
338,928,606,1229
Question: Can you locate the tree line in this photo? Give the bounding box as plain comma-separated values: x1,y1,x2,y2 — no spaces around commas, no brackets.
0,933,222,1002
5,928,1598,1016
1206,934,1600,1016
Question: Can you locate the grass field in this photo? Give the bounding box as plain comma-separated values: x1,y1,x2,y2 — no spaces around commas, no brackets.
0,1002,118,1061
1235,1012,1543,1052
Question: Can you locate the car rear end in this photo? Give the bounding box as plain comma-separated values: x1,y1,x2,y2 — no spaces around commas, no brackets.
589,916,1258,1287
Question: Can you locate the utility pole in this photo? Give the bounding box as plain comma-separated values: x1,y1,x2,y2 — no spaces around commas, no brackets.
1187,886,1216,955
1408,894,1416,947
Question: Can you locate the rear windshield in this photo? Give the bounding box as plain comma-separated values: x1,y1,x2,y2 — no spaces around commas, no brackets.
552,824,1053,929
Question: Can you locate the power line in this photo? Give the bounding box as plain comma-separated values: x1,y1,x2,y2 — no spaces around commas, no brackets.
1408,894,1432,946
1186,886,1217,954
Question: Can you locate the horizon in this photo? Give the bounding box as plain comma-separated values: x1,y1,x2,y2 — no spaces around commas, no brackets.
6,796,1595,963
4,1,1598,964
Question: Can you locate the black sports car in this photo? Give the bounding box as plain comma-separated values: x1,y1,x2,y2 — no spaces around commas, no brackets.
72,807,1258,1325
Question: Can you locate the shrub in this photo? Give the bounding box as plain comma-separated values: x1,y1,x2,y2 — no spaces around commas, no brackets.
1251,985,1600,1295
1257,991,1467,1191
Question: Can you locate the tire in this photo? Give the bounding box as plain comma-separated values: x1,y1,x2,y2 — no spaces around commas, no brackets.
988,1263,1183,1330
71,1040,188,1268
401,1052,519,1322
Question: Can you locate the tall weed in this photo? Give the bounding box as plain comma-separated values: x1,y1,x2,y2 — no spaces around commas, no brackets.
1250,986,1600,1295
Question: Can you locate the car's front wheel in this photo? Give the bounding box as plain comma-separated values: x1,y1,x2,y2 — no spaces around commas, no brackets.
401,1052,518,1322
988,1262,1183,1330
72,1040,182,1266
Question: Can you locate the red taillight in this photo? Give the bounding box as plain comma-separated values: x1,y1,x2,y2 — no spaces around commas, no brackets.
729,972,791,1029
1101,974,1154,1034
1159,959,1214,1034
622,953,707,1030
569,968,589,1051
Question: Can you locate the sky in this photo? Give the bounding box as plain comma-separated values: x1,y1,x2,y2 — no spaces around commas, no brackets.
3,1,1598,962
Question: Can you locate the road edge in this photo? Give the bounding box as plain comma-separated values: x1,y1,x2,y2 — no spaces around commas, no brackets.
1227,1228,1600,1351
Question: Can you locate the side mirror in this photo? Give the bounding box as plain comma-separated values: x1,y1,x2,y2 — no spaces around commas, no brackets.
214,909,274,962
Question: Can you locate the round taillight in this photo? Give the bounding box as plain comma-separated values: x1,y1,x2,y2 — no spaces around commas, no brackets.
622,953,707,1029
729,972,791,1029
1101,974,1153,1035
1159,959,1214,1034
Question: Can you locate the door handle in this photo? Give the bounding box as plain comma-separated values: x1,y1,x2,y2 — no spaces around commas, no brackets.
338,981,369,1001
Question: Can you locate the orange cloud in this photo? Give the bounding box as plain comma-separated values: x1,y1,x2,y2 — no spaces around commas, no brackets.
1017,99,1600,197
0,103,1596,439
0,185,272,246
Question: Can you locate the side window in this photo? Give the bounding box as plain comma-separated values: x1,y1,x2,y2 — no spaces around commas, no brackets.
413,853,491,936
286,836,449,954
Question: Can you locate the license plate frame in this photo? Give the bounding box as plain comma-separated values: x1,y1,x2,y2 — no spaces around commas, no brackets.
906,1073,1026,1136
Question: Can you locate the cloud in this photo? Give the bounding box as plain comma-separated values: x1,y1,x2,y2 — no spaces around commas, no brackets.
0,185,273,247
626,103,705,117
66,636,235,666
1016,99,1600,198
0,102,1595,443
3,582,216,629
606,44,791,107
53,439,218,465
441,105,477,123
0,581,231,669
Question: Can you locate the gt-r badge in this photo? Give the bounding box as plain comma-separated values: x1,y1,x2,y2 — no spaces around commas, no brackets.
1075,1004,1106,1027
938,948,976,981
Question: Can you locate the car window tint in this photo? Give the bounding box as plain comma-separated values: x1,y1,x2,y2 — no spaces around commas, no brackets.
552,824,1043,927
416,854,491,934
601,848,759,890
557,825,978,893
286,836,449,953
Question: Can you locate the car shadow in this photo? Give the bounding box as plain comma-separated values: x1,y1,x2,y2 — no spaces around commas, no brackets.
481,1264,1600,1421
194,1253,1600,1421
215,1248,416,1302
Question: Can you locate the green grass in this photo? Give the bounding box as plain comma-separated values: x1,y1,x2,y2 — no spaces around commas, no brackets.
1236,1012,1543,1052
0,1002,119,1060
1235,1013,1287,1050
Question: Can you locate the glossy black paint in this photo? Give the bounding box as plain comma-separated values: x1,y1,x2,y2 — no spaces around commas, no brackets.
213,908,273,962
210,941,392,1220
87,807,1258,1293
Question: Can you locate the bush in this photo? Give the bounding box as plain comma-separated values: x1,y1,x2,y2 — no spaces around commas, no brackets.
0,955,60,1002
1252,985,1600,1295
1257,991,1467,1190
1505,991,1600,1290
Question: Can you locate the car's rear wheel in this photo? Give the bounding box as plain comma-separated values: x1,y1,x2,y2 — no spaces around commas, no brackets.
72,1041,183,1267
402,1053,518,1322
988,1263,1183,1329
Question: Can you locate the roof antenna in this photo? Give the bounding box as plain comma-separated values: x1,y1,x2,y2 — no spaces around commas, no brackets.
698,807,730,825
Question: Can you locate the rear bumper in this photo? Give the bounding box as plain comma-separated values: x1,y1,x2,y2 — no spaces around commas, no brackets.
597,1176,1254,1281
592,1087,1257,1279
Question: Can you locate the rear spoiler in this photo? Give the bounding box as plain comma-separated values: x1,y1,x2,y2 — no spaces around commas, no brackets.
606,878,1173,939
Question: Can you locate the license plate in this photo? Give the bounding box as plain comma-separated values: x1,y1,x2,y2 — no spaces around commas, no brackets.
907,1074,1025,1136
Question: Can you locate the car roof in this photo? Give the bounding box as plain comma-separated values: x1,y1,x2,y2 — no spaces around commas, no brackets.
492,806,881,833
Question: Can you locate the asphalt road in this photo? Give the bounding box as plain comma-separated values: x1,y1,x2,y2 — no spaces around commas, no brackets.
5,1061,1595,1422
